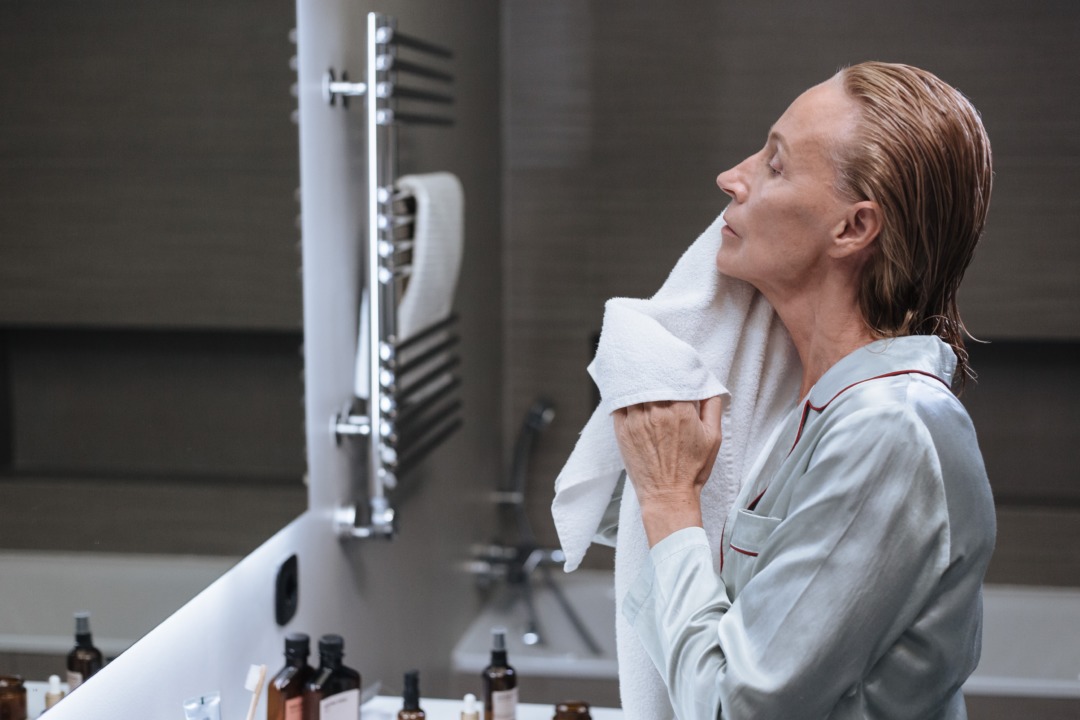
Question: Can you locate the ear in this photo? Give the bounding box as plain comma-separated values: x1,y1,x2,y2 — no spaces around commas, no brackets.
830,200,881,258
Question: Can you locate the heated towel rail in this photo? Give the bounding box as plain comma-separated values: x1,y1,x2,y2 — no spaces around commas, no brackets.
328,13,461,539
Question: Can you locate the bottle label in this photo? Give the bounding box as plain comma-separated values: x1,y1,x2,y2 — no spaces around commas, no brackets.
284,695,304,720
66,671,84,690
319,688,360,720
491,687,518,720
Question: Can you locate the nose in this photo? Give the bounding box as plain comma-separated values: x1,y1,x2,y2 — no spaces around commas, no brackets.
717,160,747,203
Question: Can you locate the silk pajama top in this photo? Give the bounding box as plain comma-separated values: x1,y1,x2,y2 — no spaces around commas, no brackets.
621,335,996,719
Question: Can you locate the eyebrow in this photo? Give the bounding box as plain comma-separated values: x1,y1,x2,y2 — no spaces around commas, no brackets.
767,129,788,153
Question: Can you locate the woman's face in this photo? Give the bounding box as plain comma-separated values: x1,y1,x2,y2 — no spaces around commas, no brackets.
715,77,860,301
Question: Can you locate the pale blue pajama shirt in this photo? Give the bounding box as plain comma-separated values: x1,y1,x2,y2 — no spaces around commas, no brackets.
620,335,996,719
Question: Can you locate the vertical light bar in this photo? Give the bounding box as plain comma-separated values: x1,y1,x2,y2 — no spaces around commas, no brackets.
365,11,387,522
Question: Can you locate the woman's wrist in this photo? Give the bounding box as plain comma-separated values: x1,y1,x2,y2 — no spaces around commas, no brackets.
639,492,703,547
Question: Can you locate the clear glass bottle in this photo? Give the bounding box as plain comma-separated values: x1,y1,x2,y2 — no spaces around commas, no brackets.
302,634,361,720
268,633,314,720
0,675,27,720
482,628,517,720
66,611,104,691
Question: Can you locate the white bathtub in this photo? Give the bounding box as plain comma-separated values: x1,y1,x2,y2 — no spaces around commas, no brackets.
0,551,237,659
453,573,1080,702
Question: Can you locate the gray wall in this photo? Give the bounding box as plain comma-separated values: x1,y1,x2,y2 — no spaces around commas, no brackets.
0,0,307,555
0,0,503,702
502,0,1080,590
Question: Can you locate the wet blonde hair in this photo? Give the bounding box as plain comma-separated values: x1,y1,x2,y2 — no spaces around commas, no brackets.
835,62,993,390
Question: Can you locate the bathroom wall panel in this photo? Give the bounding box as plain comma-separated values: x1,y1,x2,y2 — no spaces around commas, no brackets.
293,0,503,698
0,328,307,555
0,0,301,330
0,477,303,556
502,1,1080,582
7,329,305,480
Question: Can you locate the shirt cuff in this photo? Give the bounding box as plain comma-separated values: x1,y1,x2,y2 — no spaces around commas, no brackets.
622,526,711,625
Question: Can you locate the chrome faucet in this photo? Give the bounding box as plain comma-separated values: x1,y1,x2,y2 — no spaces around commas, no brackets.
467,398,602,655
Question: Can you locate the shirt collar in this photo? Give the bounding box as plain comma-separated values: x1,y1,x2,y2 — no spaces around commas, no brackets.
806,335,957,409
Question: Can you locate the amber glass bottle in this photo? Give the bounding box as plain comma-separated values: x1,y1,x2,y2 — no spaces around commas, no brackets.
302,634,361,720
482,628,517,720
397,669,425,720
268,633,314,720
553,701,591,720
0,675,27,720
66,612,104,691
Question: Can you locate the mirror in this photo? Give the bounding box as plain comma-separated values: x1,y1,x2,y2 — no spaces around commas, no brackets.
0,0,305,674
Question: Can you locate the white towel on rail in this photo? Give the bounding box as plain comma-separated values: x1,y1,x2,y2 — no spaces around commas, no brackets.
354,171,464,399
550,212,801,719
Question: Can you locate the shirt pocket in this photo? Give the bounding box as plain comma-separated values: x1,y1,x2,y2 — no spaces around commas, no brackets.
728,508,782,559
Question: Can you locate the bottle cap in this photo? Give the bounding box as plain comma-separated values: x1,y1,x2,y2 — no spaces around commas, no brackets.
461,693,480,720
491,627,506,651
284,632,310,658
319,634,345,656
402,669,421,710
48,675,62,693
74,611,91,636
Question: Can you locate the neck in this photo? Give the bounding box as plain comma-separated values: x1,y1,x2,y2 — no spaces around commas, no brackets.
764,274,875,399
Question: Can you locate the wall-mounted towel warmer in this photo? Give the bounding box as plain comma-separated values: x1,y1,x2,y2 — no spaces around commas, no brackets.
328,12,461,540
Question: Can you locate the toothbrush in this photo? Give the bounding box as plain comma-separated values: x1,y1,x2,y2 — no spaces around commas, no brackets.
244,664,267,720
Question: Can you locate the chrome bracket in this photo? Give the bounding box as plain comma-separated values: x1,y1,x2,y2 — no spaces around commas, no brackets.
323,69,367,107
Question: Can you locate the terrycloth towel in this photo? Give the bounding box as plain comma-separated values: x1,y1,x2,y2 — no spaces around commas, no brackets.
551,213,801,718
355,172,465,399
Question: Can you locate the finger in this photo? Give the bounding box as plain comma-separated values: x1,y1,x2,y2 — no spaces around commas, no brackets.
700,395,725,437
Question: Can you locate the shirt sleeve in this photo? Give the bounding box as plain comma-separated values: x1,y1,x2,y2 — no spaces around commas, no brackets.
622,404,953,720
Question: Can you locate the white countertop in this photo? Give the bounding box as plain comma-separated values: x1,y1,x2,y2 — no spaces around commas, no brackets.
362,695,622,720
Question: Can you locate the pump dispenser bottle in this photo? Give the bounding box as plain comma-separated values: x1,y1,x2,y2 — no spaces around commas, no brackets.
482,628,517,720
397,669,425,720
302,634,361,720
268,633,314,720
66,611,104,690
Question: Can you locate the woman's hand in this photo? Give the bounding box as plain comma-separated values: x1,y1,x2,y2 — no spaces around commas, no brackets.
613,396,725,547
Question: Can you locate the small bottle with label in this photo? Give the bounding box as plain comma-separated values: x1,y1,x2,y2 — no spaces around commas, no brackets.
397,669,425,720
44,675,65,710
66,611,104,691
268,633,314,720
482,628,517,720
302,634,361,720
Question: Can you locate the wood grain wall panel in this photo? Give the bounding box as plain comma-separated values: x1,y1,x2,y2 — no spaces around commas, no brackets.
7,329,305,479
0,0,301,330
986,506,1080,587
503,1,1080,578
962,341,1080,504
0,477,304,555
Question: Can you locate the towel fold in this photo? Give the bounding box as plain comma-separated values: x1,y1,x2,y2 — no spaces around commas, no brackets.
355,171,464,399
551,213,800,718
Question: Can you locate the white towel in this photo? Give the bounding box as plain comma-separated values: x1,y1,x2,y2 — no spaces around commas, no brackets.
551,213,801,718
355,172,465,399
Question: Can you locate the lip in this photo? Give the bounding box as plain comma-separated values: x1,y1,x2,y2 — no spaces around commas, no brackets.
721,223,740,239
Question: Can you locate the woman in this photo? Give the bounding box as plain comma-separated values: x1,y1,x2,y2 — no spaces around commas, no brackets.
613,62,996,719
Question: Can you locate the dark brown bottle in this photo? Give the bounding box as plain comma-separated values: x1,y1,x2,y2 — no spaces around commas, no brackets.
0,675,27,720
268,633,314,720
553,701,591,720
397,669,425,720
302,634,361,720
66,612,104,691
482,628,517,720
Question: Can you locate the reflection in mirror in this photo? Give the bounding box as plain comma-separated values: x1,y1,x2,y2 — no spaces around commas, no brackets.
0,0,304,679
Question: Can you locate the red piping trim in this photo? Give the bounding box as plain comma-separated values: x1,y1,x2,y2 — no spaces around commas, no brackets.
788,369,947,453
729,544,758,558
